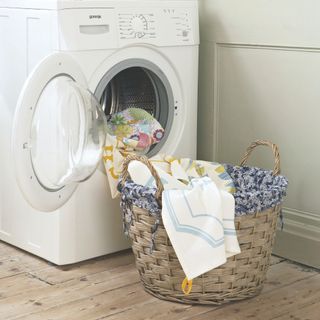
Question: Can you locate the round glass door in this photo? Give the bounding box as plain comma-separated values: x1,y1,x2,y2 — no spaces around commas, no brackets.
12,52,107,212
30,76,106,191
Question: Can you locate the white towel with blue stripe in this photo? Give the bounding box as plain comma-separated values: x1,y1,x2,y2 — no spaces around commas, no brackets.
162,176,241,280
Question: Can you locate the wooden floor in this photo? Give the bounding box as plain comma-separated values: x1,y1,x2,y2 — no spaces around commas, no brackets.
0,241,319,320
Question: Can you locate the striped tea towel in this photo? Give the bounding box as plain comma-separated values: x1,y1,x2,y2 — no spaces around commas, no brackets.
162,177,241,280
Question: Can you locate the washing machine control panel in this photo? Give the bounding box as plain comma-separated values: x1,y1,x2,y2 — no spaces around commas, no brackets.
117,6,199,46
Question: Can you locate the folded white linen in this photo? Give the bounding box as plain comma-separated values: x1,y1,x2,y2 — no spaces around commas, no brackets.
162,177,241,280
128,160,188,190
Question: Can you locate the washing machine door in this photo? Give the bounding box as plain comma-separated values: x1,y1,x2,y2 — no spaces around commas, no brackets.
12,53,107,212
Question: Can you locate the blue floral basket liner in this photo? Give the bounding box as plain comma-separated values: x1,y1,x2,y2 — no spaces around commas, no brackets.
119,164,288,217
223,164,288,216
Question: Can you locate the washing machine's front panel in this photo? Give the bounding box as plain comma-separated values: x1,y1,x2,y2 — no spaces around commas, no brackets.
12,53,106,212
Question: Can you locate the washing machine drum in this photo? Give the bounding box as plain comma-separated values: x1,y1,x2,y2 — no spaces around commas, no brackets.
97,66,173,156
101,68,158,115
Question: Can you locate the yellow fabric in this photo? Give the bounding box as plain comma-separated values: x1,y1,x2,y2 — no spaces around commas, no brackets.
147,155,236,194
104,146,235,199
103,135,131,198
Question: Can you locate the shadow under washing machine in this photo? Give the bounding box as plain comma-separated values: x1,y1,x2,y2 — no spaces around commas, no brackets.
0,0,199,264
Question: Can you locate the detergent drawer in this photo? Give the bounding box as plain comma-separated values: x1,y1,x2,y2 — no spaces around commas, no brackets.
57,8,118,51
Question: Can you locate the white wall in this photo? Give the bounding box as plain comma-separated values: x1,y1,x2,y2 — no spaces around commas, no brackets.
198,0,320,267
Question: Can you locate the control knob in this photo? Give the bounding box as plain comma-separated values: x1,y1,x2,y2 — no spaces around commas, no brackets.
130,14,148,38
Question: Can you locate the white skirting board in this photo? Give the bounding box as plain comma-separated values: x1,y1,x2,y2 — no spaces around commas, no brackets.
273,208,320,268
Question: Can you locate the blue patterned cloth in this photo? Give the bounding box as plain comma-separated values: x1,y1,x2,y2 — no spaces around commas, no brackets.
118,181,161,251
223,164,288,215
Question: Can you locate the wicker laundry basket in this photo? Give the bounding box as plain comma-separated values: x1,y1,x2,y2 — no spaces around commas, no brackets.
121,140,282,305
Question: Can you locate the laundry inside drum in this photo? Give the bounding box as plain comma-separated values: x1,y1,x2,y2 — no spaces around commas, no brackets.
99,66,172,156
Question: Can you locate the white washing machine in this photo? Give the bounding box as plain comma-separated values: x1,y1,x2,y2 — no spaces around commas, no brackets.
0,0,199,264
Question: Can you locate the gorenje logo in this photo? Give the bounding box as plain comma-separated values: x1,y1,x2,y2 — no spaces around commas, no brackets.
89,15,102,19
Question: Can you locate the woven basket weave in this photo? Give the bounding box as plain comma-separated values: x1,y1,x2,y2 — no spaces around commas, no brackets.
121,140,282,305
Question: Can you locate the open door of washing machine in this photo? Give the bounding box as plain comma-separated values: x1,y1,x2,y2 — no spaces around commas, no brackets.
12,53,107,212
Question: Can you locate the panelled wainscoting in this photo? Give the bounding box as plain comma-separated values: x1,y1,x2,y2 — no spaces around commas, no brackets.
198,0,320,267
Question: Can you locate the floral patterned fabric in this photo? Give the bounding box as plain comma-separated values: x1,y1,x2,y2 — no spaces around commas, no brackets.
223,164,288,215
106,108,164,152
118,181,161,252
104,108,164,198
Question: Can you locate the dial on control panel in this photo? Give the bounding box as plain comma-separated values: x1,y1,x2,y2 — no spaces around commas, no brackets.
119,13,156,40
131,15,148,38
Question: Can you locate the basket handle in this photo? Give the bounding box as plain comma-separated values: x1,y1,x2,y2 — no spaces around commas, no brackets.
239,140,281,176
121,154,164,204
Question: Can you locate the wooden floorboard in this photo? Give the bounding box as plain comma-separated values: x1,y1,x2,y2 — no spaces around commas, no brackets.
0,241,319,320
